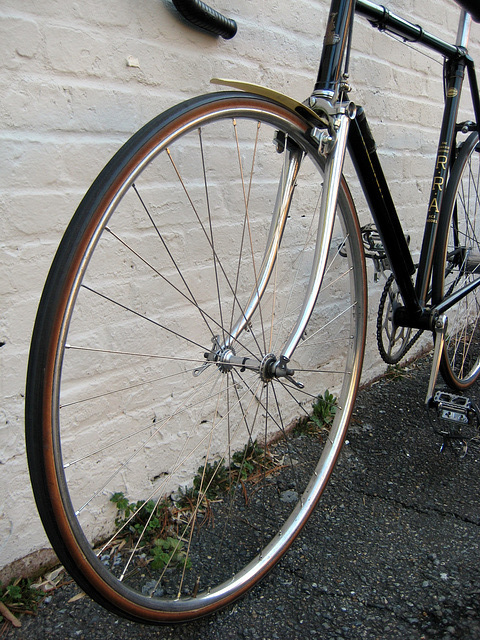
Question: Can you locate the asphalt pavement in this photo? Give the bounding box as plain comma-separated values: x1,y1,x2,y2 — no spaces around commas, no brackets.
5,351,480,640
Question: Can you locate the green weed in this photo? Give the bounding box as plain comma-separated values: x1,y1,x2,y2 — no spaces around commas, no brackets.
192,461,230,499
110,492,192,574
177,461,230,509
177,441,273,509
0,577,42,623
231,440,268,482
385,363,408,380
110,492,173,542
150,537,191,571
311,389,337,428
294,390,337,435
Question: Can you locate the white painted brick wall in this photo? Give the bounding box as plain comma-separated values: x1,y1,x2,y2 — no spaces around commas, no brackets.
1,0,479,575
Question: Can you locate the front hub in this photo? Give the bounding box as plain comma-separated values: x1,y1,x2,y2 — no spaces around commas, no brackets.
199,336,303,388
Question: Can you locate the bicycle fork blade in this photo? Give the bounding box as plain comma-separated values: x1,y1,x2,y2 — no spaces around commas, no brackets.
282,112,352,361
225,141,303,347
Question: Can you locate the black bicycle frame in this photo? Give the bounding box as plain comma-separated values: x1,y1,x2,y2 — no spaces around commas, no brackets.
315,0,480,331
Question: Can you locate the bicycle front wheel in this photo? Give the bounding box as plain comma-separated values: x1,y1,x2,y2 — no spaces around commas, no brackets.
434,131,480,389
26,92,366,623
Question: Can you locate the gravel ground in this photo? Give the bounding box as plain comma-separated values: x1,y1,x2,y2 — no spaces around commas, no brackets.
5,352,480,640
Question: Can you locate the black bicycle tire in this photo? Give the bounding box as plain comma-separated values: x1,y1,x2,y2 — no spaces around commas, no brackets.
25,91,367,623
432,130,480,389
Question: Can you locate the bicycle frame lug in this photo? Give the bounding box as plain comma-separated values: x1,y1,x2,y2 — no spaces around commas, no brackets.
393,306,434,332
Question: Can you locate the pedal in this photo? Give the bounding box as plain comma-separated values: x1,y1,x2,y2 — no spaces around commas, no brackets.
432,390,473,425
431,391,480,456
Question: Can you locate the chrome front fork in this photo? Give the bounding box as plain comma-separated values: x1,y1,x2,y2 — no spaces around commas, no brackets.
202,104,354,382
223,138,304,349
281,109,353,363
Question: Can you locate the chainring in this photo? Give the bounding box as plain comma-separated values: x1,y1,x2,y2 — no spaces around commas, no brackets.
377,273,423,364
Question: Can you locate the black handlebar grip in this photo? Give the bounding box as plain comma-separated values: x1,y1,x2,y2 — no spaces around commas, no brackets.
454,0,480,22
172,0,237,38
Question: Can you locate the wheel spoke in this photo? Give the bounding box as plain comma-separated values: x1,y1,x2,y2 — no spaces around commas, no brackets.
27,95,366,622
440,133,480,386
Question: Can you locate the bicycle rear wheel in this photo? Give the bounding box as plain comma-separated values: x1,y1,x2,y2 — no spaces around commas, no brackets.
26,92,366,622
434,131,480,389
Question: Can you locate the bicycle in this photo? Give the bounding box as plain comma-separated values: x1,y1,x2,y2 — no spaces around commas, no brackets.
25,0,480,623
